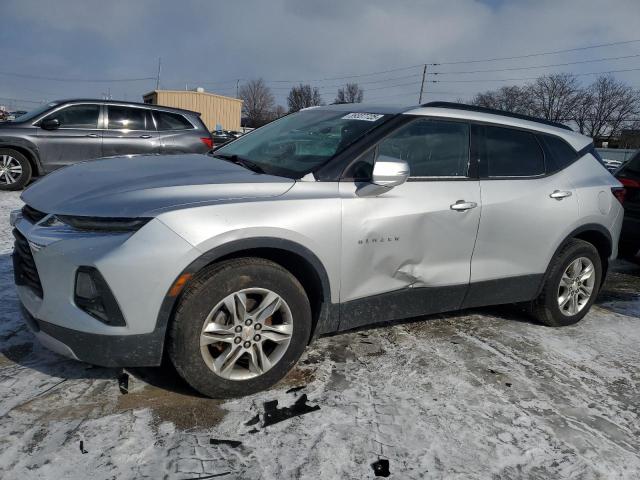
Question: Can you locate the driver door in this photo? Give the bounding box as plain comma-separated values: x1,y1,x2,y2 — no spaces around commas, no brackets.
338,118,481,330
35,103,103,172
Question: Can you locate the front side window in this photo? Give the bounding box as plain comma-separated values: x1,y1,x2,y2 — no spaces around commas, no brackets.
107,106,152,130
377,119,470,177
481,126,545,177
45,104,99,129
214,109,391,178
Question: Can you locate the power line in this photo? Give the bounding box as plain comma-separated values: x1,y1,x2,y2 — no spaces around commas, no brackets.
0,71,156,83
430,66,640,83
433,53,640,75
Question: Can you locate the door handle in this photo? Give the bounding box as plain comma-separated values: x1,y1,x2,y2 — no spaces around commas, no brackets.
450,200,478,211
85,133,99,138
550,190,572,200
139,135,152,139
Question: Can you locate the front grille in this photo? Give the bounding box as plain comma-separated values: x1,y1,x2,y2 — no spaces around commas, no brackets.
12,229,43,298
22,205,47,224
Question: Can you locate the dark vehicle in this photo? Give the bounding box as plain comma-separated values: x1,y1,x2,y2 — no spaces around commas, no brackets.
615,151,640,261
212,129,242,146
0,99,213,190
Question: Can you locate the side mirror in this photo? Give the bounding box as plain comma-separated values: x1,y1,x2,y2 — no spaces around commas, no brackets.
357,156,409,196
372,156,410,187
40,118,60,130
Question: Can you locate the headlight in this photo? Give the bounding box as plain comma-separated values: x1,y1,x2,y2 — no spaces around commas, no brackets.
42,215,151,232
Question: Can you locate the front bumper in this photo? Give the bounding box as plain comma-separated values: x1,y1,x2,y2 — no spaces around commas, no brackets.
13,214,200,367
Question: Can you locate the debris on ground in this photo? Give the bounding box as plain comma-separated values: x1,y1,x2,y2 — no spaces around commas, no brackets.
371,458,390,477
262,394,320,428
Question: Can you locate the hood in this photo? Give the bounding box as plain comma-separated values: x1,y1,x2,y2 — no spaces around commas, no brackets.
22,154,295,217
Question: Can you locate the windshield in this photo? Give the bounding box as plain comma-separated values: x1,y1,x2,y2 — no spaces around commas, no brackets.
9,102,60,123
214,109,391,178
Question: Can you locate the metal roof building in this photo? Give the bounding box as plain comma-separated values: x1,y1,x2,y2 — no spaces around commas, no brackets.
143,88,242,131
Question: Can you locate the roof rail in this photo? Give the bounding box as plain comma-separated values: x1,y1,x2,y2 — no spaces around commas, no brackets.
420,101,573,131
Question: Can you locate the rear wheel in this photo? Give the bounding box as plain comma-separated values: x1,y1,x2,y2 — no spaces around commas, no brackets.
168,258,311,398
531,239,602,326
0,149,32,191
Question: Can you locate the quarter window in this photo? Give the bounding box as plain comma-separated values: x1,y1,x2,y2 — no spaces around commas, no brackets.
46,104,99,129
482,126,545,177
154,111,193,130
107,106,152,130
377,119,470,177
540,135,577,172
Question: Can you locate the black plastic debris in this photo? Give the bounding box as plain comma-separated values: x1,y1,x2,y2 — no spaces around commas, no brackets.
371,458,390,477
451,341,459,345
360,340,374,345
286,385,305,394
118,372,129,394
79,440,88,454
262,394,320,428
245,414,260,427
505,382,512,387
209,439,242,448
183,473,231,479
489,369,498,375
247,428,259,434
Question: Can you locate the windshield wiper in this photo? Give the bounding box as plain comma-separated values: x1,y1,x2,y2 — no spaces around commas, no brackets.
214,154,265,174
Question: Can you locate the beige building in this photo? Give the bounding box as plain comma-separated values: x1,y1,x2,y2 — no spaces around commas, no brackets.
143,88,242,131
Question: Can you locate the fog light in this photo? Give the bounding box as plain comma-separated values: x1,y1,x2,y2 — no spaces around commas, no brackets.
74,267,126,326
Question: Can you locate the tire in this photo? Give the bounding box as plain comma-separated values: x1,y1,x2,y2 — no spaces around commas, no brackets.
0,148,32,191
168,257,311,398
530,239,602,327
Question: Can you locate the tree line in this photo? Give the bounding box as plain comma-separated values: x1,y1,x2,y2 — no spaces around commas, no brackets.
238,79,364,127
471,73,640,140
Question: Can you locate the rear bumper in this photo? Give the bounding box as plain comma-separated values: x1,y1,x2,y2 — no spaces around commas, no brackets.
21,305,164,367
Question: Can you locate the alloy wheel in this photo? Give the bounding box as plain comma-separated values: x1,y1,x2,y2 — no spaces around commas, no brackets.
557,257,595,316
200,288,293,381
0,155,22,185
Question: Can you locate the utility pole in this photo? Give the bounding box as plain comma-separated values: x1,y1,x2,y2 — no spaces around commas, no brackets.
418,64,427,104
236,79,240,98
156,57,162,90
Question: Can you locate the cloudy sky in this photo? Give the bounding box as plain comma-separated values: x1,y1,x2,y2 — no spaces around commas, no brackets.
1,0,639,111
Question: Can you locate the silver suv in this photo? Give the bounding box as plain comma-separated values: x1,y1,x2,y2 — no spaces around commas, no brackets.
12,102,624,398
0,99,213,190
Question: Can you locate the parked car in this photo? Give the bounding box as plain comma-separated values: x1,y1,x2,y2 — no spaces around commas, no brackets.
614,150,640,261
211,129,242,146
7,110,28,121
0,99,213,190
602,158,623,172
12,102,623,398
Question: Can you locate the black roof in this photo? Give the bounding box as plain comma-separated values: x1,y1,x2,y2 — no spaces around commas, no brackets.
421,102,573,131
50,99,200,115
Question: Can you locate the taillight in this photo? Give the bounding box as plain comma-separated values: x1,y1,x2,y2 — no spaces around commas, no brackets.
619,177,640,188
200,137,214,149
611,187,626,205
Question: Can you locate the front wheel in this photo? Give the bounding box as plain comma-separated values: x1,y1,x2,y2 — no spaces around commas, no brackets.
0,149,32,191
530,239,602,327
168,258,311,398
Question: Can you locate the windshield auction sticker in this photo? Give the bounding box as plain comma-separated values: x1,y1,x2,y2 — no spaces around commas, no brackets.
341,113,384,121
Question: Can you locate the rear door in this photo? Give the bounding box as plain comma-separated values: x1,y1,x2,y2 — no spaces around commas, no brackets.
466,124,579,306
34,103,102,171
102,105,160,157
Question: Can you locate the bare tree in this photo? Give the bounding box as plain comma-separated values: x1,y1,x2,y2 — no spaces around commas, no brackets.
527,73,582,122
287,84,322,112
238,78,275,127
272,104,287,119
335,83,364,104
575,75,640,139
472,85,533,115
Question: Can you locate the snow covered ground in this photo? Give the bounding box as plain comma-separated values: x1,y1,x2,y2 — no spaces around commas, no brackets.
1,190,639,479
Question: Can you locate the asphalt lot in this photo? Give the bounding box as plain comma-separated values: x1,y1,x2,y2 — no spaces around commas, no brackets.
1,190,639,479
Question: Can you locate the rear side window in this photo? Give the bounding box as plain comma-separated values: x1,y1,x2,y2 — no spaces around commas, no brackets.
481,126,544,177
378,119,470,177
154,111,193,131
540,135,577,172
46,104,100,129
107,106,152,130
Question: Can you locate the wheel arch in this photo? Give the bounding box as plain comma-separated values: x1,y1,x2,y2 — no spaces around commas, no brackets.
155,237,336,349
0,142,43,175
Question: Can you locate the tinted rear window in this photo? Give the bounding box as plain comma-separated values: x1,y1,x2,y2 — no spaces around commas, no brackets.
540,135,577,172
482,126,545,177
154,111,193,130
108,106,153,130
